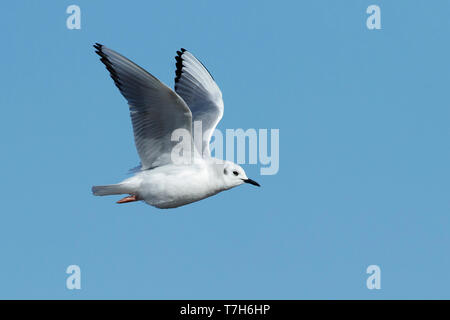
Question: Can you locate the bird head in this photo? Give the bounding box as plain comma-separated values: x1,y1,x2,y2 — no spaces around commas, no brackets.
221,161,260,189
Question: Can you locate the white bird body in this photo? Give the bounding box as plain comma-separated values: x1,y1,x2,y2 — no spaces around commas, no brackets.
113,159,230,208
92,44,259,209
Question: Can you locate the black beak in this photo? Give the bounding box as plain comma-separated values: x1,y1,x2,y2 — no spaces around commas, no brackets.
243,178,260,187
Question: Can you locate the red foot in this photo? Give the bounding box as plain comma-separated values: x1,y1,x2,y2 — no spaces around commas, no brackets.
116,195,138,204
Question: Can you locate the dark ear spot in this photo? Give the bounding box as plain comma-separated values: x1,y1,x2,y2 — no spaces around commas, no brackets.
224,168,228,175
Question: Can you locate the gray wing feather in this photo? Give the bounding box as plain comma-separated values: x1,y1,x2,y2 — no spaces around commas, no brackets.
94,44,193,169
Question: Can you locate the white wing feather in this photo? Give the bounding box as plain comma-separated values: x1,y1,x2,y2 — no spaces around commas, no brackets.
174,49,224,157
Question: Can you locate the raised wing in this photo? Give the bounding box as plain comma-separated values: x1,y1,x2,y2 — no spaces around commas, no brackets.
174,49,224,157
94,44,193,169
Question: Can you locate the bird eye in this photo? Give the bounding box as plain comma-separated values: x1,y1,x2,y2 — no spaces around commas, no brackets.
233,171,238,176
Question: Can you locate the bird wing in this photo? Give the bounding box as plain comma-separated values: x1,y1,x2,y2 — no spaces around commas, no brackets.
94,43,194,169
174,49,224,157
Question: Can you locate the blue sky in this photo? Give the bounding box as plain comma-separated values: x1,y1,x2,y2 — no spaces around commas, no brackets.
1,0,449,299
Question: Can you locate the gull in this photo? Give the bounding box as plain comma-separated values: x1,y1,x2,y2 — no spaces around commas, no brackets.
91,44,260,209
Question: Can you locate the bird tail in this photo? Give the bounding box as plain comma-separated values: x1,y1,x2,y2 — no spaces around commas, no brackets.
92,183,131,196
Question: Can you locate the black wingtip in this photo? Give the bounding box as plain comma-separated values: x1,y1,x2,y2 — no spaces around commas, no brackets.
93,43,122,89
174,48,187,84
93,43,103,50
175,48,215,82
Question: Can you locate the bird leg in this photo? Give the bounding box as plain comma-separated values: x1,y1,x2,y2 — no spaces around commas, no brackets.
116,195,138,204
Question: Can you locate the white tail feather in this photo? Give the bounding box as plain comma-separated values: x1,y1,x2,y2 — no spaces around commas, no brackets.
92,184,130,196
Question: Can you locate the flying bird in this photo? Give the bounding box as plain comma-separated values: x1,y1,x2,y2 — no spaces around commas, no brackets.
92,44,260,209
